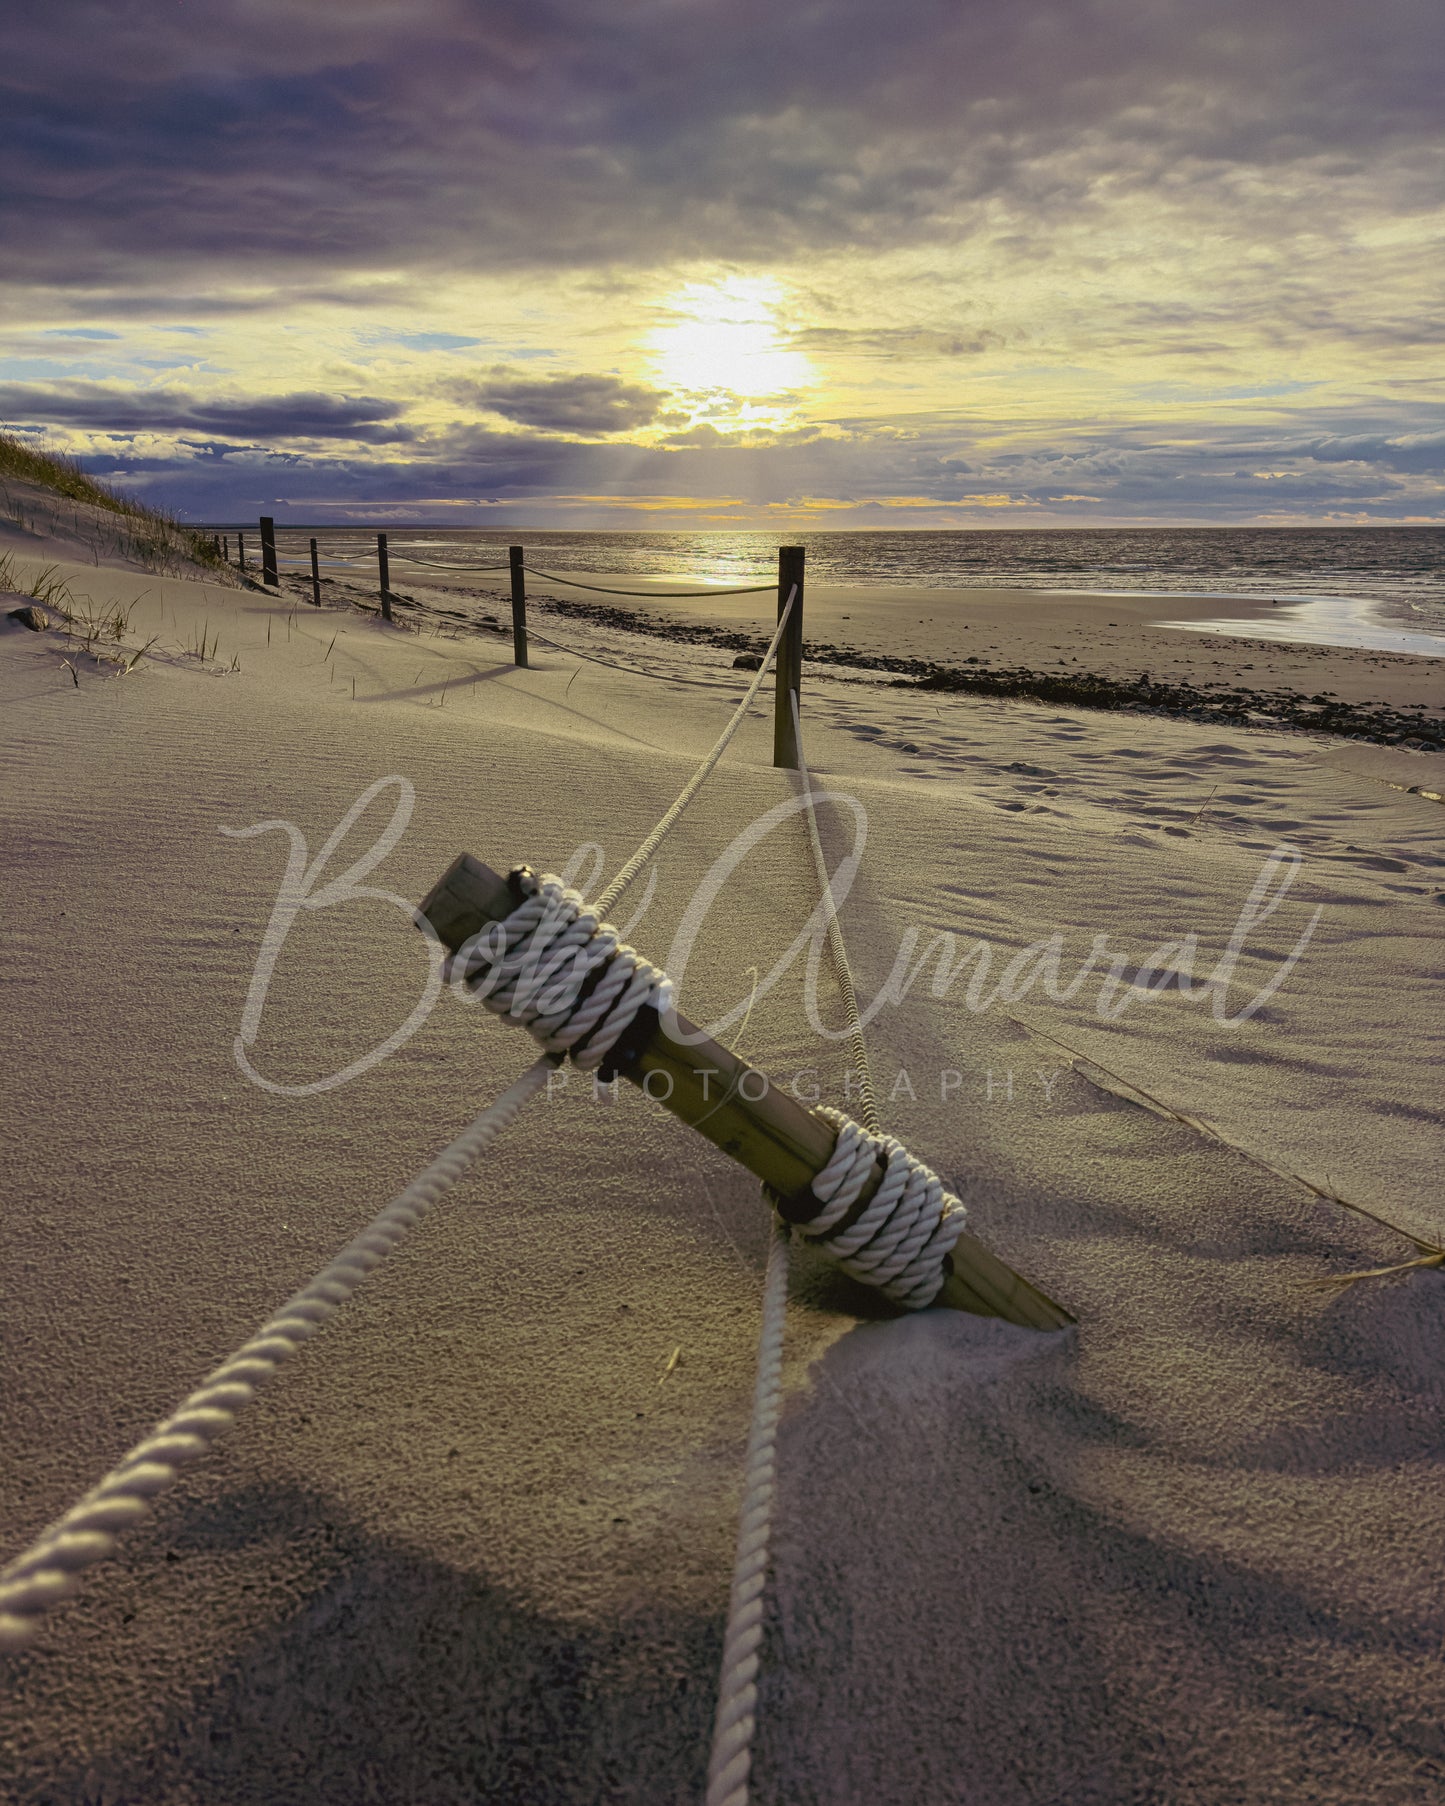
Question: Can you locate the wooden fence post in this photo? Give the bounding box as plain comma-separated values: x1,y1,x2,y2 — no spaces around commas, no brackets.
509,545,528,668
212,534,221,558
772,544,805,768
237,531,247,571
416,854,1074,1331
259,516,279,588
377,533,393,622
309,538,321,607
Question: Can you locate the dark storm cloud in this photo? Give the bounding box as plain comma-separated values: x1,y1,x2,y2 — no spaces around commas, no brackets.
2,0,1440,289
0,383,413,443
439,370,666,434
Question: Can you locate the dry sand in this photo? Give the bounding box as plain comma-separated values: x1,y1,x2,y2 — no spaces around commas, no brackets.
507,570,1445,715
1,530,1442,1804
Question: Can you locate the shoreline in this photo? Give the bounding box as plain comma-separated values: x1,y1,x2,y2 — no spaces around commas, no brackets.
286,566,1445,751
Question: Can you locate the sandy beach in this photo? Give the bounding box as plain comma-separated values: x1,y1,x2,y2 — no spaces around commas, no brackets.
328,554,1445,735
2,511,1443,1803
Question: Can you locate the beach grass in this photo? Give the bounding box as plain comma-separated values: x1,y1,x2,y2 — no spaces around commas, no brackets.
0,429,226,577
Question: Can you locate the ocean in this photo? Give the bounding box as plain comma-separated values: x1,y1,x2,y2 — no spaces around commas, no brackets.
259,525,1445,626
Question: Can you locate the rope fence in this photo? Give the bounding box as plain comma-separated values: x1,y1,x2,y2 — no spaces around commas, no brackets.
218,521,811,769
0,592,803,1657
11,523,1038,1805
525,626,751,693
522,564,776,598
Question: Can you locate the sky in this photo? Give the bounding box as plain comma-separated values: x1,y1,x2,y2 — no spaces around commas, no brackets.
2,0,1442,528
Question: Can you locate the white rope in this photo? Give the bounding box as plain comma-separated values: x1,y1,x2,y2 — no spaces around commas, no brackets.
705,1220,790,1806
793,1108,965,1311
392,553,513,571
0,588,798,1652
450,868,964,1310
593,586,795,915
705,693,967,1801
789,688,880,1134
0,1058,553,1652
450,872,674,1070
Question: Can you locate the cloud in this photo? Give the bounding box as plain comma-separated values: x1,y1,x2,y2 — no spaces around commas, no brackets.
790,327,1009,358
53,399,1441,525
1304,431,1445,473
0,382,413,443
439,369,666,434
381,332,483,352
2,0,1440,292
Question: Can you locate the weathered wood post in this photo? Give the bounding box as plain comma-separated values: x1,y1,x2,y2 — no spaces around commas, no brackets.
773,544,805,768
222,535,229,563
212,534,221,558
259,516,279,588
377,533,393,622
416,854,1073,1331
237,531,247,571
309,538,322,607
509,544,529,668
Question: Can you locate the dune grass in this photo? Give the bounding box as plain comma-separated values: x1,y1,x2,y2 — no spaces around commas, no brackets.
0,549,75,611
0,429,226,577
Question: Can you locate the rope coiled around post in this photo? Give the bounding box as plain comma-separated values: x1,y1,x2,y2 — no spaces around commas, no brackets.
453,874,966,1309
789,1107,966,1310
705,696,966,1803
449,872,673,1070
0,569,797,1655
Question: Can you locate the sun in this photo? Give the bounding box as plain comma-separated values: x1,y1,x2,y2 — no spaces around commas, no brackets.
649,275,813,427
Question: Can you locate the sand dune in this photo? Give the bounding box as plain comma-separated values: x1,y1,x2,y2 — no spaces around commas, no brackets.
1,541,1442,1803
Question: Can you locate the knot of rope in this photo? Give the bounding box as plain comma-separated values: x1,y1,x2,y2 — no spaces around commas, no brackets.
449,871,674,1071
788,1106,966,1310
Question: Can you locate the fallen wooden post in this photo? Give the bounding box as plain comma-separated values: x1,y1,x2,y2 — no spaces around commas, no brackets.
417,854,1073,1331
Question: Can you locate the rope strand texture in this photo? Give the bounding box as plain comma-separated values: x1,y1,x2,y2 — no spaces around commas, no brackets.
454,869,965,1309
705,697,963,1802
451,873,673,1070
593,586,794,915
0,578,796,1653
704,1220,790,1806
794,1107,966,1310
0,1058,554,1652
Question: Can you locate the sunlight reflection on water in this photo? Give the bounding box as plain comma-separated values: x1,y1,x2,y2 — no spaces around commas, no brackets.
1158,596,1445,659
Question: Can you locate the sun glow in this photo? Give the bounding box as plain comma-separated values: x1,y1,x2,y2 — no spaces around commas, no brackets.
650,276,813,429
